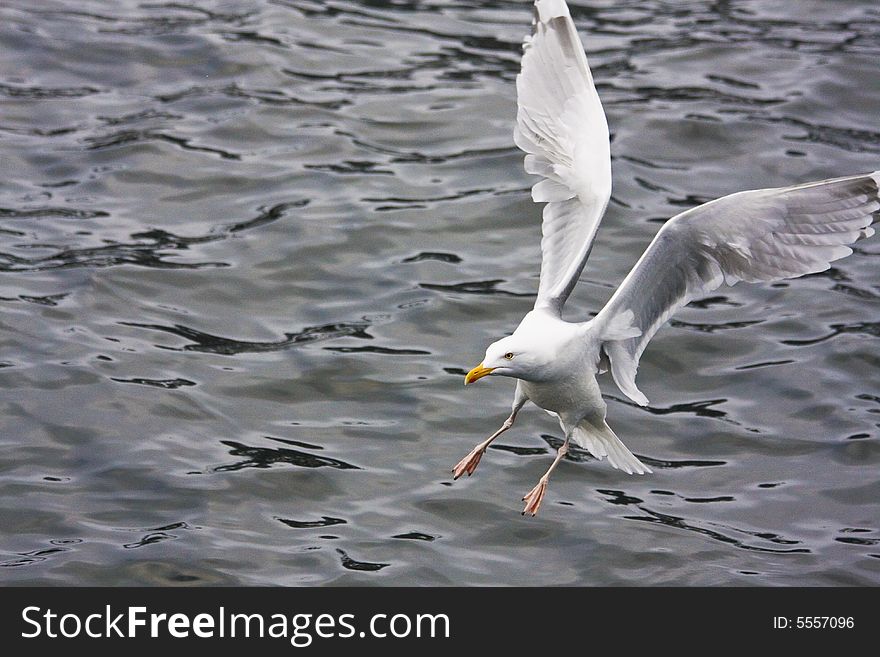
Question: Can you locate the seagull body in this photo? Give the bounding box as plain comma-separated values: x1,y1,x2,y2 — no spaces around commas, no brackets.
453,0,880,515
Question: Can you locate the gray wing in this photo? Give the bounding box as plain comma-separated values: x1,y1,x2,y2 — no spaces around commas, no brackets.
515,0,611,316
592,171,880,405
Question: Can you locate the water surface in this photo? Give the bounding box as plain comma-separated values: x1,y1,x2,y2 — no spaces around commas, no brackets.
1,0,879,585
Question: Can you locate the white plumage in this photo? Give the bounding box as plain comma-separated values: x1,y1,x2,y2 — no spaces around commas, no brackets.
453,0,880,516
515,0,610,313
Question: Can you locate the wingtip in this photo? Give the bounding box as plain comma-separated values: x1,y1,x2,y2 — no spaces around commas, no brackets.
535,0,571,23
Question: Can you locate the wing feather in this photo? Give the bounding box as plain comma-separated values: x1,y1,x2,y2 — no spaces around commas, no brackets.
593,171,880,405
516,0,612,315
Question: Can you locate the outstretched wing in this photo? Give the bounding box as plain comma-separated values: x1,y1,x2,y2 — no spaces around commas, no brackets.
593,171,880,405
515,0,611,316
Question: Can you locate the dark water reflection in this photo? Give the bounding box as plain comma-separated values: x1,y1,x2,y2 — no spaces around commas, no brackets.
1,0,879,585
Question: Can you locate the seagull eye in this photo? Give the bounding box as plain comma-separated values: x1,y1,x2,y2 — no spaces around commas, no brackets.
504,352,514,360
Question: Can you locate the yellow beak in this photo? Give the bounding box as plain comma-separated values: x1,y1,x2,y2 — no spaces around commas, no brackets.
464,363,495,385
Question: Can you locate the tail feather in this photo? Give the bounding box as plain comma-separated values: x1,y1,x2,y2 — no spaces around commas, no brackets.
571,420,651,475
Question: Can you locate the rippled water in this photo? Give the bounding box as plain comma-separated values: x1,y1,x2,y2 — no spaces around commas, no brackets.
1,0,879,586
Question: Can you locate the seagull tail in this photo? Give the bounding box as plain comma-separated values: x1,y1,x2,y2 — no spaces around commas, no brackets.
571,419,651,475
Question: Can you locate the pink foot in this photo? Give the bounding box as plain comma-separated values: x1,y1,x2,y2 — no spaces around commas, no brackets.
521,479,548,516
452,446,485,480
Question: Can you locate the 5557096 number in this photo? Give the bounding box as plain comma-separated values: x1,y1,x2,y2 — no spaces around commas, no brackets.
773,617,854,629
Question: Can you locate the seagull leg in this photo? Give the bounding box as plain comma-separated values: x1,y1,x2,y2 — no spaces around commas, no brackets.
452,411,517,480
522,435,570,516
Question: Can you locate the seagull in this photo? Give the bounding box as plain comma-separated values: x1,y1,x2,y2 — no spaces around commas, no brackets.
452,0,879,516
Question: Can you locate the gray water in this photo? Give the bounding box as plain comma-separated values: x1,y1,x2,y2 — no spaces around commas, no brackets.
1,0,879,586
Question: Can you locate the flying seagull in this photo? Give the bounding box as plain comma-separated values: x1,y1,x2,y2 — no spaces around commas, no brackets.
453,0,879,516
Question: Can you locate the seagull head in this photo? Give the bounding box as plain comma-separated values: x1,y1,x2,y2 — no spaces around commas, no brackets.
464,337,522,385
464,311,561,385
